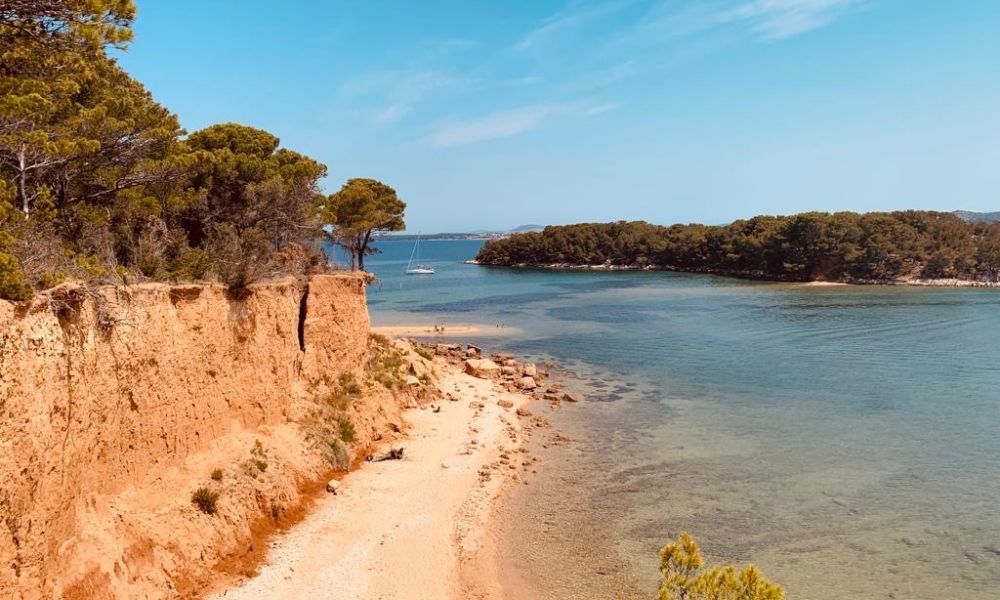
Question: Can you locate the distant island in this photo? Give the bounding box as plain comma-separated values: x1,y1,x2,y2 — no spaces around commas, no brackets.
379,224,546,242
952,210,1000,223
475,211,1000,286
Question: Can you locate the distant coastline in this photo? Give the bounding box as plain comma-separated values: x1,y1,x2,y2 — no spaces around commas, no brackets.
472,212,1000,288
378,224,546,242
466,260,1000,287
381,233,510,242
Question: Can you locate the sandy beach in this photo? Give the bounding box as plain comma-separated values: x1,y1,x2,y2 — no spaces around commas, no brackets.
211,354,534,600
372,324,520,337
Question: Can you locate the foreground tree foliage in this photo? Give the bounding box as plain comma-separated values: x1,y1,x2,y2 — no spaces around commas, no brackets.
476,212,1000,283
324,178,405,271
0,1,401,301
656,533,784,600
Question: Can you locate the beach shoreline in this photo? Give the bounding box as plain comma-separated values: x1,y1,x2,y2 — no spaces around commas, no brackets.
468,261,1000,287
209,344,540,600
372,323,521,337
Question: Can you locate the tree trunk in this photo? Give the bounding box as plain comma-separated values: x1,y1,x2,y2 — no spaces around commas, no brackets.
357,229,373,272
18,143,29,215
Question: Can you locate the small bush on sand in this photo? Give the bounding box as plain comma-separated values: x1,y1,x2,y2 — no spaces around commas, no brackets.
326,438,351,471
338,417,356,443
192,487,219,515
210,468,223,482
366,336,406,390
325,389,350,411
338,372,362,397
656,533,784,600
239,441,269,476
323,372,362,410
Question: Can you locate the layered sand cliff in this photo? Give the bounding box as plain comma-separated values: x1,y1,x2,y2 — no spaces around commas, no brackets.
0,273,419,599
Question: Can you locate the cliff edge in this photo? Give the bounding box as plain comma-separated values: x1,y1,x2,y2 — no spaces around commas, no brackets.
0,273,418,599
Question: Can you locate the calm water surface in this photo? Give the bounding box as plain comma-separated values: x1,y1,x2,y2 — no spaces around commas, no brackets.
352,239,1000,599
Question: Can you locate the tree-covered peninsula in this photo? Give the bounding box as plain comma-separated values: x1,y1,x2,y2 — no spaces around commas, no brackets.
475,211,1000,284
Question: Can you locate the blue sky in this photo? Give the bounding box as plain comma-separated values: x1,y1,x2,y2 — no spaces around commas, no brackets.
118,1,1000,232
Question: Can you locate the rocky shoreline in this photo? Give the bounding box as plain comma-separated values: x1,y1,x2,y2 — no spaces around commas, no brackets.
429,342,580,408
213,337,579,600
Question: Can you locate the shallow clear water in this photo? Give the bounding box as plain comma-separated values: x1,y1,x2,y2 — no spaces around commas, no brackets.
355,239,1000,599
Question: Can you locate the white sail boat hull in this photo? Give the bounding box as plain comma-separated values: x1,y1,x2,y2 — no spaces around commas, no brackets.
405,235,435,275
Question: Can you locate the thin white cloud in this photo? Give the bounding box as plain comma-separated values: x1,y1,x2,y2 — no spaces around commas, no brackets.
717,0,868,40
585,101,621,115
514,0,638,51
607,0,869,50
373,103,412,124
341,69,460,98
430,105,562,147
341,68,466,126
510,75,546,86
429,101,617,148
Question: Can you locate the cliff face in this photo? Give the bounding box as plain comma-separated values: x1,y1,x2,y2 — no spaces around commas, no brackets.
0,273,381,599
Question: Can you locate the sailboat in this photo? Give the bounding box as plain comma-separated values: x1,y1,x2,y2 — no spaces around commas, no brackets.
405,234,435,274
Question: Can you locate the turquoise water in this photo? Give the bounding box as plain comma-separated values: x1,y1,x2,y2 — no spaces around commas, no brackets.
355,239,1000,599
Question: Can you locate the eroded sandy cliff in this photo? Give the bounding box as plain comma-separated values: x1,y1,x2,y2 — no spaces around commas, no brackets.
0,273,410,599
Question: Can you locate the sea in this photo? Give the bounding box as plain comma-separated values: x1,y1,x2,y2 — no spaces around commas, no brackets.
342,238,1000,599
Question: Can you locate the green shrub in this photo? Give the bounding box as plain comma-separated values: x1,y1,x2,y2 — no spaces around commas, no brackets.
0,253,33,301
338,372,362,397
168,248,212,281
326,438,351,471
656,533,784,600
338,417,356,443
210,468,223,482
366,338,406,390
323,372,363,410
325,389,350,411
208,224,273,289
191,487,219,515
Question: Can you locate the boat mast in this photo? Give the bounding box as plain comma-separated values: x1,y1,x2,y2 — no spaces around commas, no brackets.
406,233,419,271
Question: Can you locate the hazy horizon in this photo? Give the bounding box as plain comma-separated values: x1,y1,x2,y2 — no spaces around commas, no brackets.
119,1,1000,232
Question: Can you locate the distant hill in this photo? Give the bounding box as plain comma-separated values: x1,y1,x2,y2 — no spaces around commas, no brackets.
953,210,1000,223
510,224,545,232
